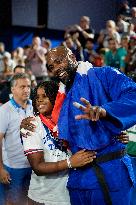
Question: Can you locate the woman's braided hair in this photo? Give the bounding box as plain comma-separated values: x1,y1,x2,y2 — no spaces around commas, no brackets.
32,80,59,116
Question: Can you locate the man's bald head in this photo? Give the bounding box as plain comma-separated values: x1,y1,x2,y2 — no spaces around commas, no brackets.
47,46,73,62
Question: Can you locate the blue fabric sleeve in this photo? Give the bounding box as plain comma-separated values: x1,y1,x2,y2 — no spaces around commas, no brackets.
96,67,136,134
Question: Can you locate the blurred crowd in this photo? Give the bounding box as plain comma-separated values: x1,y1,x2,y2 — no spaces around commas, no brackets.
0,0,136,104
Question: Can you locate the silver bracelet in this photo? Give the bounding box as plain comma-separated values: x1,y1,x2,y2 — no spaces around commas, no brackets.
67,158,72,168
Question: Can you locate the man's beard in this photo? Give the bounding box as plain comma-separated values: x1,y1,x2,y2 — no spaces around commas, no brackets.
59,60,77,87
50,60,78,91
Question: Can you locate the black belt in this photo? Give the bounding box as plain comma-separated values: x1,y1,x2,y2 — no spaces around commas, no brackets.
91,149,126,205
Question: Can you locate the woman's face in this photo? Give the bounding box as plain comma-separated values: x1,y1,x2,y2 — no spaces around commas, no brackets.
36,87,53,117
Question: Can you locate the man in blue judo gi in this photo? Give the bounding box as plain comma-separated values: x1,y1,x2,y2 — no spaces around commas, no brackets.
21,46,136,205
46,46,136,205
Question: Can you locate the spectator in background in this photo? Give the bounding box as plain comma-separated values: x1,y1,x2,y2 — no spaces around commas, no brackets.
0,42,6,73
12,47,25,68
118,0,131,20
125,35,136,73
130,7,136,31
117,35,129,72
97,20,121,49
65,16,95,48
42,37,52,52
116,14,129,34
122,23,136,37
26,36,48,83
127,125,136,205
104,37,126,72
2,52,14,79
0,73,32,205
119,35,129,51
0,51,14,80
0,65,26,104
14,65,26,74
63,35,82,61
25,69,37,99
83,38,99,65
23,45,31,58
95,49,105,67
131,7,136,18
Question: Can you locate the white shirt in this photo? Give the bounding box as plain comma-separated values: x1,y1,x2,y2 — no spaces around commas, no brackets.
22,116,71,205
0,99,33,168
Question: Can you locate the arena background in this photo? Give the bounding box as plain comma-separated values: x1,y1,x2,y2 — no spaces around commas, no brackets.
0,0,136,50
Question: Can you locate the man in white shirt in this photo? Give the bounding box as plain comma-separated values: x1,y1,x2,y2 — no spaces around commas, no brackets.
0,73,33,205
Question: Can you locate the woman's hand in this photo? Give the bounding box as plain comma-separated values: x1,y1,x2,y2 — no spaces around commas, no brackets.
20,116,36,136
116,131,129,144
70,149,97,168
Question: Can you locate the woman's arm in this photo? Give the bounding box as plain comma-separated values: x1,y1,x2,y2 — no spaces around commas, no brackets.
27,149,96,176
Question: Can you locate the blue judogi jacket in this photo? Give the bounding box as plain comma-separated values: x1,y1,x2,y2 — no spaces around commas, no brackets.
58,64,136,190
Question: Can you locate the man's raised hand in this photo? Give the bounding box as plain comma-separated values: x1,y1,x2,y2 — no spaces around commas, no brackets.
73,97,106,121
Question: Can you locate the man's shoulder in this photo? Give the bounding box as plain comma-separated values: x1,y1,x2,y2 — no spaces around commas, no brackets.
88,66,124,82
92,66,121,74
88,66,112,74
0,101,11,112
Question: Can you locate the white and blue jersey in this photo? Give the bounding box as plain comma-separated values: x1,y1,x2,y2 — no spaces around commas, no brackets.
23,116,71,205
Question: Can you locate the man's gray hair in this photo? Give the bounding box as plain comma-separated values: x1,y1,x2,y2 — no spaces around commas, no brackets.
10,73,30,88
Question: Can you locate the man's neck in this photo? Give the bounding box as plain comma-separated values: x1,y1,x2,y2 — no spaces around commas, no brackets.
13,97,28,109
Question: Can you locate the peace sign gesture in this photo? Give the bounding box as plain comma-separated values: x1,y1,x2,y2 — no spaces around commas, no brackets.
73,97,106,121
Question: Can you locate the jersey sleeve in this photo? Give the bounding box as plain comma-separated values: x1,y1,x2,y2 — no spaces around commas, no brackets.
22,117,44,156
